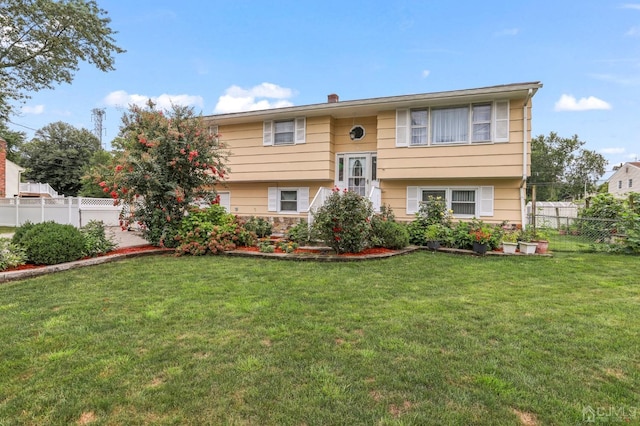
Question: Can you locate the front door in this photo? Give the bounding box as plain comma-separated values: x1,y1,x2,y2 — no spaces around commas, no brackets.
336,153,377,196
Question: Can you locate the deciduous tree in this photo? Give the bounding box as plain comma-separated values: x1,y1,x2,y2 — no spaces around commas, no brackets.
20,121,101,196
528,132,607,201
0,0,125,118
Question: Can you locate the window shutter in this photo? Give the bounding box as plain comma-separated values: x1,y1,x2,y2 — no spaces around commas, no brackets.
406,186,419,215
479,186,494,216
263,121,273,146
298,187,309,212
396,109,409,147
268,187,277,211
494,101,509,142
295,117,306,144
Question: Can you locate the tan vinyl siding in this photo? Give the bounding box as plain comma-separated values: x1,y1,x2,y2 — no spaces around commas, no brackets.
219,117,333,182
377,99,532,180
381,179,523,223
333,116,378,153
223,181,331,217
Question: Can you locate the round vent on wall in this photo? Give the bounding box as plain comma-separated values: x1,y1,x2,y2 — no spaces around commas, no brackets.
349,125,365,141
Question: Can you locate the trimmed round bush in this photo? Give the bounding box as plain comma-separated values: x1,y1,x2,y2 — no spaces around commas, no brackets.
19,222,86,265
371,219,409,249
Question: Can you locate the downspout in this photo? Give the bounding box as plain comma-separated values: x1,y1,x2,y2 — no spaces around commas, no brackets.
520,88,533,228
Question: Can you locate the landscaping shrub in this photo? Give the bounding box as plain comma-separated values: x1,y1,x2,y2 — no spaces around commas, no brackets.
175,205,253,255
312,188,372,254
19,222,86,265
81,220,116,257
0,238,27,271
11,221,36,247
286,220,312,245
243,216,273,238
407,197,453,245
370,206,409,249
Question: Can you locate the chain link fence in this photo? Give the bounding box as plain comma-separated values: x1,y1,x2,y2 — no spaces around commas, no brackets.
530,214,623,252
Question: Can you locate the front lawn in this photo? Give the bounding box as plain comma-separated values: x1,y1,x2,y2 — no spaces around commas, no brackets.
0,252,638,424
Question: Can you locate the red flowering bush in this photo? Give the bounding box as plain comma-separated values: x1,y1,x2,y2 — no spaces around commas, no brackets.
311,188,373,254
99,102,228,247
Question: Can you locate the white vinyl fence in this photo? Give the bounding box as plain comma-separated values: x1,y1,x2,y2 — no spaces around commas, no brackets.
526,201,580,229
0,197,122,228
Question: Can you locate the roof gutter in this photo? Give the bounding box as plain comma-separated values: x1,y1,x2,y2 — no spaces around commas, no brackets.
521,88,534,228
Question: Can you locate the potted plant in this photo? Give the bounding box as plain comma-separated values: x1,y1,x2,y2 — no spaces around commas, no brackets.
501,231,519,254
532,228,550,254
470,226,492,255
424,224,444,250
518,228,538,255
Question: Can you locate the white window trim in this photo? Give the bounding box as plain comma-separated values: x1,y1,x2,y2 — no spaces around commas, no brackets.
268,187,310,213
406,186,494,218
396,100,510,147
263,117,306,146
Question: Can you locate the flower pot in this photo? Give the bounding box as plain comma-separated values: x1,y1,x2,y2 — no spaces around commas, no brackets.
533,240,549,254
473,242,488,255
426,240,440,250
502,241,518,254
519,241,538,255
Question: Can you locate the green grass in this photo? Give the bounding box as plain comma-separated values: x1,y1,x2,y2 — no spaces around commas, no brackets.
0,226,15,234
1,252,639,425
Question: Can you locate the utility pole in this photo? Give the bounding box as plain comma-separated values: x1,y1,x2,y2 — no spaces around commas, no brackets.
91,108,106,149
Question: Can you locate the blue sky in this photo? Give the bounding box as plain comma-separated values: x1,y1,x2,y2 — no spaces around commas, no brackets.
8,0,640,178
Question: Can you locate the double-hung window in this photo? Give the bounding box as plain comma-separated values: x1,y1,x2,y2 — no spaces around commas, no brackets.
268,187,310,213
396,101,509,147
407,186,494,217
410,109,428,146
263,117,306,146
629,179,633,188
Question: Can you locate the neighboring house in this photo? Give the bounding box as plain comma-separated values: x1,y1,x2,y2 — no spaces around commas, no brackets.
204,82,542,230
0,137,60,198
607,162,640,198
0,137,25,198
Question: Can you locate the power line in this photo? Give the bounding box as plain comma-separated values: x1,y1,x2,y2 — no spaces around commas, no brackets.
6,119,38,131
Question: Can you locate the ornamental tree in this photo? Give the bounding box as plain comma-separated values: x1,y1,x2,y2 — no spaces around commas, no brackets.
101,102,228,247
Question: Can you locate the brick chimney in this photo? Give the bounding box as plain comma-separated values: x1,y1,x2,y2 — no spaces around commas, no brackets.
0,137,6,197
327,93,339,103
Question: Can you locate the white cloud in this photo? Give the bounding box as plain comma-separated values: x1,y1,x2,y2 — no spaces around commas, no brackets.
627,153,639,160
214,83,295,114
421,69,430,78
600,147,626,154
21,104,45,114
103,90,204,110
554,94,612,111
621,3,640,9
494,28,519,36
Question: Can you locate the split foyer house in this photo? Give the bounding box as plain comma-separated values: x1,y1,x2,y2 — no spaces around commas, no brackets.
607,162,640,198
204,82,542,229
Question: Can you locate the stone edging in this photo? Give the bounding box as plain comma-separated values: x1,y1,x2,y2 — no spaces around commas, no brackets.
0,248,172,284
